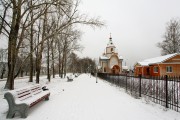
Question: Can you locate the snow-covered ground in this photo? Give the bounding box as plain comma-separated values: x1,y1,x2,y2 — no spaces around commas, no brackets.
0,74,180,120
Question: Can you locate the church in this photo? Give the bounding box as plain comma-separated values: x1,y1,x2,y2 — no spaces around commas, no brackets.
98,35,123,74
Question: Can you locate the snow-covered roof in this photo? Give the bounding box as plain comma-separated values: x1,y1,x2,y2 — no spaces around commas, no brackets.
119,55,123,60
97,65,102,69
138,53,179,66
100,56,109,60
100,55,123,60
122,66,129,70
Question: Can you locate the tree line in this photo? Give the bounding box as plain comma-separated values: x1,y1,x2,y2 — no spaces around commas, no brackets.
68,52,96,74
0,0,104,90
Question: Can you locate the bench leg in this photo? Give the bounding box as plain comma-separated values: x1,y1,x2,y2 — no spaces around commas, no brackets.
6,111,15,118
5,92,29,118
19,104,29,118
6,103,29,118
45,96,49,100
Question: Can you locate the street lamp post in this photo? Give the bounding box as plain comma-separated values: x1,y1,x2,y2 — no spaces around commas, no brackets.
96,66,98,83
96,72,98,83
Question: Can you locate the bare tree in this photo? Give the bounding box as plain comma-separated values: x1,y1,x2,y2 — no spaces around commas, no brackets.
29,0,34,82
0,0,104,89
57,33,63,77
68,52,78,74
0,0,55,89
157,18,180,55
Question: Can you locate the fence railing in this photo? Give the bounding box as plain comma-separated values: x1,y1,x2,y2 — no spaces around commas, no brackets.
96,73,180,112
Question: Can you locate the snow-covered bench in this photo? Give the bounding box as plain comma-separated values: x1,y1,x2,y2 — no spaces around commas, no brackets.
4,84,50,118
67,74,74,81
74,73,79,77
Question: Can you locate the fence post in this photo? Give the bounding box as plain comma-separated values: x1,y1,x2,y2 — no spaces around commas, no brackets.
106,73,108,81
165,75,168,108
139,74,142,97
126,74,127,91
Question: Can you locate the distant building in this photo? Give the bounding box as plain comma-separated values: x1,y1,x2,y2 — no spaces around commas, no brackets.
122,66,129,73
98,35,123,74
134,53,180,77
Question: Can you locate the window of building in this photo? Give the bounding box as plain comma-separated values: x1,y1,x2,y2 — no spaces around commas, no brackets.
154,66,158,73
111,48,113,52
166,66,172,73
147,68,150,75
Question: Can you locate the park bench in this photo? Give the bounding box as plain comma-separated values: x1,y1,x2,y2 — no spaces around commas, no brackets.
67,74,74,81
75,73,79,77
4,84,50,118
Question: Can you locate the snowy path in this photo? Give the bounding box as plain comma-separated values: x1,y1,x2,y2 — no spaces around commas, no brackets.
0,74,180,120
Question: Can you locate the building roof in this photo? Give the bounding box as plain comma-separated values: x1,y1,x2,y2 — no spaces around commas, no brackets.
119,55,123,59
138,53,179,66
122,66,129,70
100,56,109,60
100,55,123,60
97,65,102,69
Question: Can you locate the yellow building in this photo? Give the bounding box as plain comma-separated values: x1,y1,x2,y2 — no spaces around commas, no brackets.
99,35,123,74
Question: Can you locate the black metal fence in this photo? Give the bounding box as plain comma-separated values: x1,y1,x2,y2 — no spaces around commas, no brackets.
97,73,180,112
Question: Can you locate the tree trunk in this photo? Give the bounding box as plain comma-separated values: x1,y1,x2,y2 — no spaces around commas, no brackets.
51,40,55,78
64,50,67,78
35,6,47,83
5,30,17,90
58,55,62,78
63,37,68,78
58,36,61,78
36,43,44,83
5,1,21,90
58,56,61,77
36,37,44,83
29,2,34,82
20,70,24,77
1,69,5,79
47,39,50,81
36,64,40,83
61,54,64,78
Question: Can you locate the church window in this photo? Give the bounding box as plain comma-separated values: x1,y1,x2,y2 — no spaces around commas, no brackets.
104,67,106,72
111,48,113,52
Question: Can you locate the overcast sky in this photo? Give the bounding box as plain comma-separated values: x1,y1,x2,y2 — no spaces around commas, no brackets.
77,0,180,68
1,0,180,68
